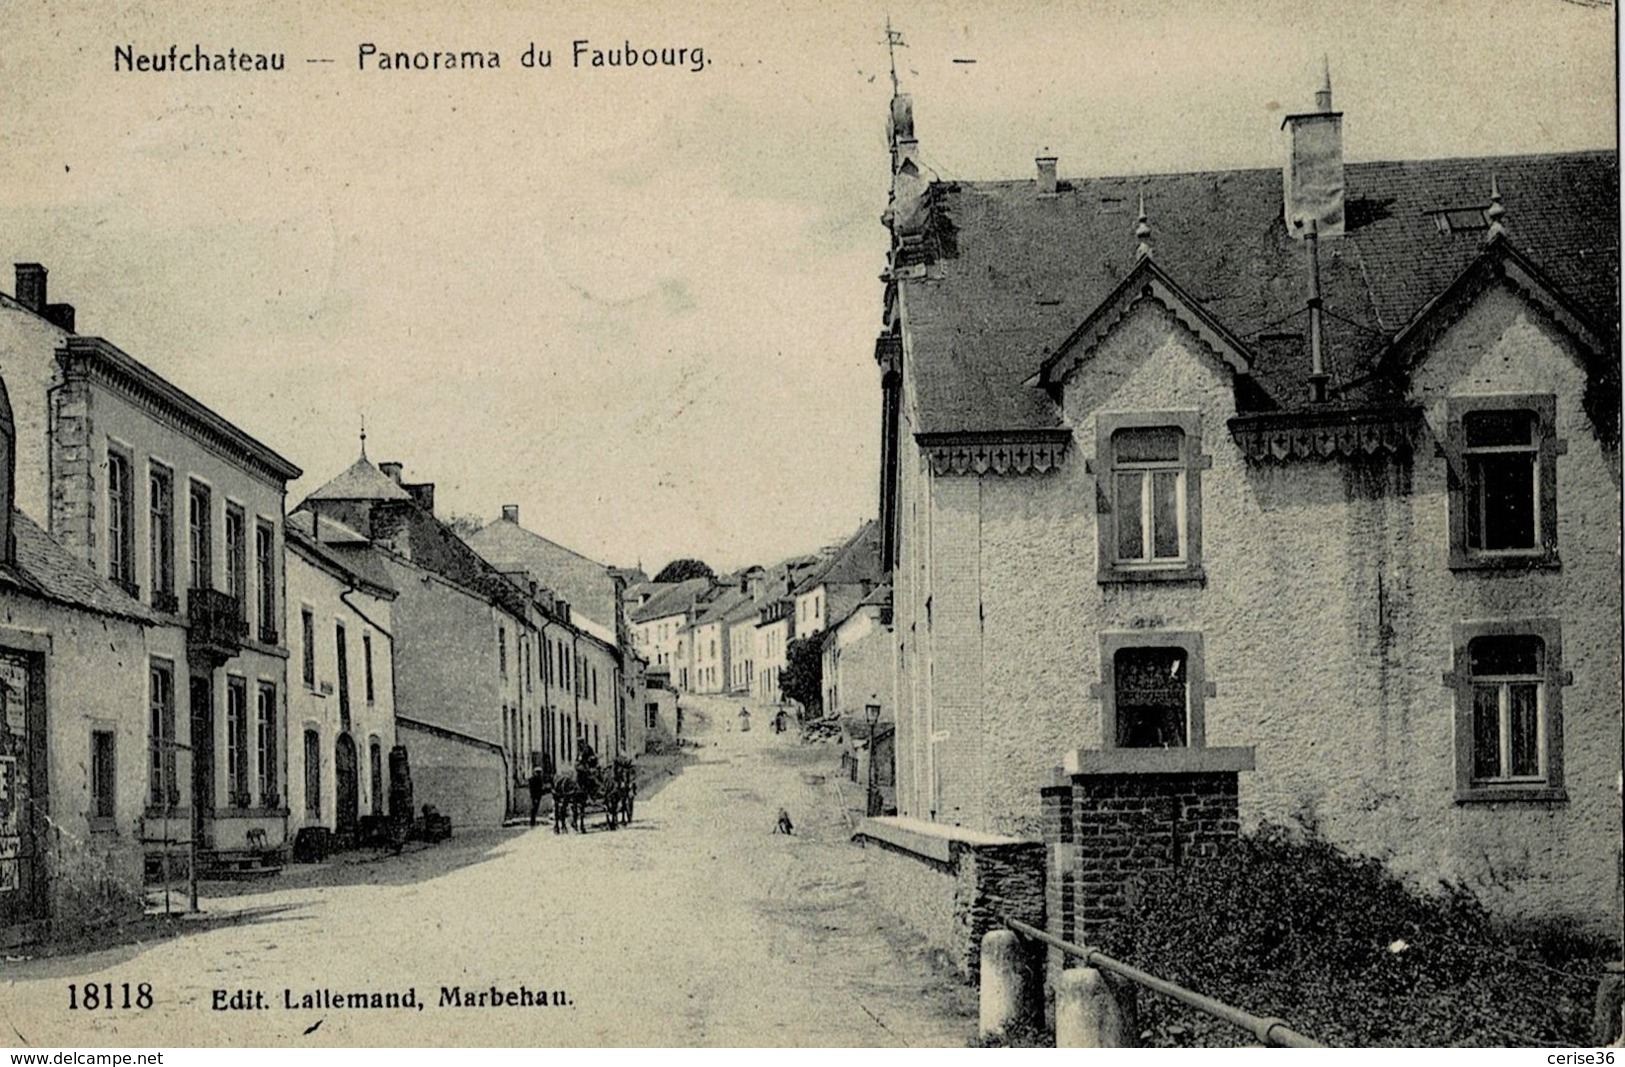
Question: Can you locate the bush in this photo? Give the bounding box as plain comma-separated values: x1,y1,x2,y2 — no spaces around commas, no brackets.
46,827,146,937
1096,821,1615,1047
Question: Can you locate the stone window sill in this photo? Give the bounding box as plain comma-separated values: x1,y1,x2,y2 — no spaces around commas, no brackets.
1098,566,1206,586
1455,785,1567,805
1064,745,1256,776
1449,552,1560,573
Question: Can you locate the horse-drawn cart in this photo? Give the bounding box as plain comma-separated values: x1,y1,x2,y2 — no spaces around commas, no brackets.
552,756,637,833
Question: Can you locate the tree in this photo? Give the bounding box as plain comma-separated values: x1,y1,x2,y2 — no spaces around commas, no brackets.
780,635,823,717
444,513,485,540
653,558,715,583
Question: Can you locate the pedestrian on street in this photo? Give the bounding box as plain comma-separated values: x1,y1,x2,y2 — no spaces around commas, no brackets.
527,765,548,828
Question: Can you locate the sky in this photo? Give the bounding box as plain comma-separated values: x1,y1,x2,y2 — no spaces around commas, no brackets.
0,0,1614,574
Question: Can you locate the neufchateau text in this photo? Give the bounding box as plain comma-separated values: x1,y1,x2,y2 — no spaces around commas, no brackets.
112,41,711,73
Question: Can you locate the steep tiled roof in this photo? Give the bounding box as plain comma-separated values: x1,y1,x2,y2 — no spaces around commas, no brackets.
0,512,159,624
793,520,881,595
286,513,397,600
629,577,710,623
903,151,1617,432
466,517,619,638
304,455,412,502
693,585,751,626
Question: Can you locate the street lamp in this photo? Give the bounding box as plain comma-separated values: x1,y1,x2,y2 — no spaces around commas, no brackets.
864,700,882,819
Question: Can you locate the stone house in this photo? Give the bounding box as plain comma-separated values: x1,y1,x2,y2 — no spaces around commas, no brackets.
792,520,882,642
876,78,1620,932
821,583,892,722
295,456,532,829
284,511,397,842
0,373,185,942
466,505,644,765
53,336,301,876
2,264,300,884
629,578,709,686
724,591,761,695
686,584,750,695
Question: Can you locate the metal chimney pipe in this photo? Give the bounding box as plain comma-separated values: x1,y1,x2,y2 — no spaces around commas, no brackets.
1306,217,1328,403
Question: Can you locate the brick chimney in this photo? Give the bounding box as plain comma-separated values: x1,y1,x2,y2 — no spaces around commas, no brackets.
1036,155,1058,197
14,264,46,314
501,505,519,523
404,481,434,514
1282,58,1344,239
378,461,403,485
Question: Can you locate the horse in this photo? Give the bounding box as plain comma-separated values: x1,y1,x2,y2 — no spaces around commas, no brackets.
552,773,583,834
600,757,637,830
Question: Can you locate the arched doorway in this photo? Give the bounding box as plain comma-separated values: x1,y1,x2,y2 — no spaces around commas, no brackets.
334,733,359,838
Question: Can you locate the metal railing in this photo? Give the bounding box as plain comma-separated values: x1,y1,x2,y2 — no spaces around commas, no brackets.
1002,916,1323,1048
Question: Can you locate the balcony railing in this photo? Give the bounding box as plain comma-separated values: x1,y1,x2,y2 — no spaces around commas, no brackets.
187,587,248,660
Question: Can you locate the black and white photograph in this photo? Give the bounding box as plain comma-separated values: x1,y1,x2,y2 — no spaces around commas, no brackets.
0,0,1619,1051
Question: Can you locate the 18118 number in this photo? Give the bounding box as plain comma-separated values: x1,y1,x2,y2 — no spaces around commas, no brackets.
68,982,153,1009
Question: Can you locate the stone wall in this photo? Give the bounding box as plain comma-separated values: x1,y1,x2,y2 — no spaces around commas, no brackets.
853,816,1043,983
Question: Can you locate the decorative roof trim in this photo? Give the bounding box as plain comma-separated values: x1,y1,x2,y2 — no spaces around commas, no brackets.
916,429,1072,476
59,337,302,486
1228,406,1423,464
1038,256,1254,390
1381,235,1608,376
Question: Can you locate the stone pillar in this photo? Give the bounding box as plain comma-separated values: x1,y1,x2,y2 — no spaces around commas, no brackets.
979,930,1037,1039
1055,966,1125,1048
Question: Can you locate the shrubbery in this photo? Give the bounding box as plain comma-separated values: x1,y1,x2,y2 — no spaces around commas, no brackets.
1096,821,1615,1047
46,828,147,937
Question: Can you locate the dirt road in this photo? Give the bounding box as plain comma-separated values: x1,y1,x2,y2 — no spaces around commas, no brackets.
2,695,971,1047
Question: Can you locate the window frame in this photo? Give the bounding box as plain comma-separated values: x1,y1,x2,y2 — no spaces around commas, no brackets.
1097,630,1208,750
225,503,248,622
147,659,178,811
1444,394,1561,571
226,676,250,809
106,446,136,595
301,607,316,688
148,463,176,611
255,519,277,643
1095,411,1209,584
1450,617,1567,803
90,728,117,824
303,727,322,818
256,682,279,810
187,480,213,592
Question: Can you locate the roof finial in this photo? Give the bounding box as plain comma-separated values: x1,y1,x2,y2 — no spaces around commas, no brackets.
1485,173,1506,243
1315,54,1333,112
359,415,368,459
1134,192,1153,260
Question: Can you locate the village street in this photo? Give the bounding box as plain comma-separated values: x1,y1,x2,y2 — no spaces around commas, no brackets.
1,696,973,1048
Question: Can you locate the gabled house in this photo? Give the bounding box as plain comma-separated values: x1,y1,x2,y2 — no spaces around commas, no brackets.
284,511,397,842
629,577,710,689
791,520,882,642
294,455,533,829
877,75,1620,930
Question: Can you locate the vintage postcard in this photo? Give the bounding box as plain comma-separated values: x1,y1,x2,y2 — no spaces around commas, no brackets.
0,0,1619,1053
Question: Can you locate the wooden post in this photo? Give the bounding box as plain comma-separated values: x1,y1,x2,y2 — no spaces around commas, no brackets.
979,930,1032,1039
1055,966,1125,1048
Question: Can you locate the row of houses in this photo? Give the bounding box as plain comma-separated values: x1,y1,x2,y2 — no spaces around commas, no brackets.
623,522,892,731
0,268,647,942
869,69,1622,936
